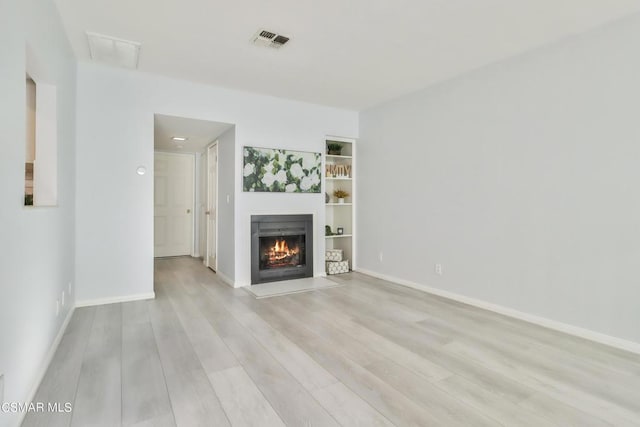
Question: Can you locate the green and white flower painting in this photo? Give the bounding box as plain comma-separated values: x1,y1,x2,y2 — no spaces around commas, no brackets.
243,146,322,193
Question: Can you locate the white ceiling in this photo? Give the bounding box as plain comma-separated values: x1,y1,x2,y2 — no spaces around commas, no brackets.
55,0,640,109
154,114,233,153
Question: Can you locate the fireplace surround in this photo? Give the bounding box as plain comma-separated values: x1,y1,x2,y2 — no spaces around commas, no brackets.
251,214,314,284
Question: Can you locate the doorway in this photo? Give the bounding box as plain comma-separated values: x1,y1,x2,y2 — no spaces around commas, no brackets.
153,114,233,270
154,152,194,257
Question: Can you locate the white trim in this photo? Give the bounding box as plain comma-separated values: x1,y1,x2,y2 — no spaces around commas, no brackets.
216,271,236,288
351,141,356,270
356,268,640,355
75,292,155,308
191,153,197,257
206,141,219,272
325,135,357,143
17,306,75,426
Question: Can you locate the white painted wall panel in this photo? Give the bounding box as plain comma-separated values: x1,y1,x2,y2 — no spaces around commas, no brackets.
0,1,77,426
358,14,640,344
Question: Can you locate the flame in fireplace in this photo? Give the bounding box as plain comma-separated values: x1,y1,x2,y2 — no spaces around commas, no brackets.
274,239,289,254
267,239,299,264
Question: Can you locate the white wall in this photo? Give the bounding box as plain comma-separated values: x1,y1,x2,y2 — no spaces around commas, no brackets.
217,127,236,282
194,130,236,276
0,0,77,426
358,14,640,344
75,63,357,300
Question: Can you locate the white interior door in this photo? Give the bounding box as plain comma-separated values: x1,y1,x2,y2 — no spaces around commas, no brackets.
206,143,218,270
154,152,194,257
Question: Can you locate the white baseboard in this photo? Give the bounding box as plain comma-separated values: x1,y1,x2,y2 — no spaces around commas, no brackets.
356,268,640,355
75,292,155,308
17,305,75,426
215,271,236,288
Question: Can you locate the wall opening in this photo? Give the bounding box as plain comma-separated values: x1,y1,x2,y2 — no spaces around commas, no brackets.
25,75,36,205
25,45,58,207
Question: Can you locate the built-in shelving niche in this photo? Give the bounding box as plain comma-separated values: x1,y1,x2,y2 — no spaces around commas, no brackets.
324,137,356,272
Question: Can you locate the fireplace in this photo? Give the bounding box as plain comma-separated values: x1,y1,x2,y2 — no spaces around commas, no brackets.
251,214,313,284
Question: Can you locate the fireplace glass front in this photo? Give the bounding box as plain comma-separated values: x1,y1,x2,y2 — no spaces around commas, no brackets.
259,235,306,270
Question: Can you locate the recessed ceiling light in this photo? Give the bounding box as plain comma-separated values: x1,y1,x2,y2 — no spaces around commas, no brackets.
171,136,188,141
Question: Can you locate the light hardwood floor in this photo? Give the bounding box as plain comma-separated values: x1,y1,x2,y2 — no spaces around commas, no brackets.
23,257,640,426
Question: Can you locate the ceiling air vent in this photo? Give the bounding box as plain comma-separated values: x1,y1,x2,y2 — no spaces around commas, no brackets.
86,32,141,69
259,30,276,40
252,29,290,49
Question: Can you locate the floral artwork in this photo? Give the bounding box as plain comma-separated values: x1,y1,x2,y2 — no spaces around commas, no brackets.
243,146,322,193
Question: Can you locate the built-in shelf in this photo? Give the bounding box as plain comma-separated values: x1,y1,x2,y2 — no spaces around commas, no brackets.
325,137,356,273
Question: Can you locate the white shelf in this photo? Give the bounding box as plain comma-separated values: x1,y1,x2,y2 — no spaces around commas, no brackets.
325,234,353,239
325,203,352,206
326,177,352,181
326,154,352,159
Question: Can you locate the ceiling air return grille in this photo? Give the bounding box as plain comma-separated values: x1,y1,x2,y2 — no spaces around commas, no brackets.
252,29,290,49
86,32,141,69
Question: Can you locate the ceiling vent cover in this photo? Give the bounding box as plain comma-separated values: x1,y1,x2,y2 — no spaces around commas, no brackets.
86,32,141,69
252,29,290,49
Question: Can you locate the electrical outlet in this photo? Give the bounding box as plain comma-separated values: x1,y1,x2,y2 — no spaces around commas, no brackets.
56,300,60,317
62,291,65,307
226,194,230,204
435,263,443,276
68,281,72,295
378,251,383,262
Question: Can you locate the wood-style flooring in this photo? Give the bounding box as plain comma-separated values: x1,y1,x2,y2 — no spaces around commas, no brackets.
23,256,640,426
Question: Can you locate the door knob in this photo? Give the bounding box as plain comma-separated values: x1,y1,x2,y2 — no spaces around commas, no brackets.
187,209,191,214
205,211,210,215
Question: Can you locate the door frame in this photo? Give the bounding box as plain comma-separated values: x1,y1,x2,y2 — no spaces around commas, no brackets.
206,141,219,271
